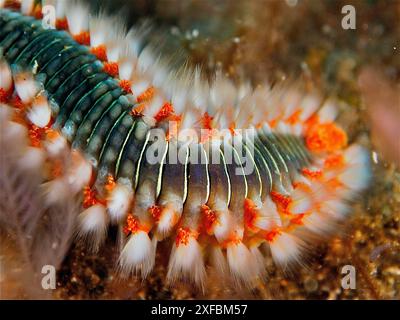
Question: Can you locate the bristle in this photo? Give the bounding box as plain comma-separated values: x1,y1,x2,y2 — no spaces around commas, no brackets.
4,121,27,146
209,245,228,277
269,232,303,269
226,241,259,287
65,1,89,36
20,0,34,15
13,70,40,104
249,245,267,279
17,146,45,172
43,131,67,157
42,178,69,205
27,94,51,128
167,236,206,291
338,146,371,192
76,203,108,251
107,181,133,223
119,231,156,278
0,59,12,91
155,203,179,238
213,209,233,243
66,151,92,193
318,99,339,122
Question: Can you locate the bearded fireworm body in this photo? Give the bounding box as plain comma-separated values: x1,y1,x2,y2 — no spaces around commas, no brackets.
0,0,370,291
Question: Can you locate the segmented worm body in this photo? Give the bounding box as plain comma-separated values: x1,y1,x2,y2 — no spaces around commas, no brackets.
0,1,370,289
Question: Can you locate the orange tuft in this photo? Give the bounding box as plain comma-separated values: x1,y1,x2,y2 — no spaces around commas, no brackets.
168,114,182,122
136,86,155,103
149,205,162,222
11,95,24,110
51,159,64,178
4,0,20,10
201,205,217,233
90,45,107,61
82,186,105,208
56,18,68,30
130,104,145,117
265,228,281,242
103,62,119,77
119,80,132,94
154,102,175,123
243,198,258,230
290,213,305,225
176,227,192,246
324,154,345,169
123,214,139,235
33,5,43,19
104,174,116,192
269,117,280,128
304,114,319,129
45,129,60,142
271,191,292,214
229,122,236,135
305,122,348,153
28,125,47,147
0,88,11,103
293,182,312,193
301,168,323,180
73,31,90,46
286,109,302,125
201,112,214,130
326,177,344,189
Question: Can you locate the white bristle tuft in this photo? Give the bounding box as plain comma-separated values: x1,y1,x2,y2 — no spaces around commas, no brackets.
13,71,40,104
226,241,259,287
167,237,206,291
319,199,350,220
269,232,302,268
288,188,313,214
107,181,133,223
17,146,45,172
318,99,338,122
0,104,12,123
27,94,51,128
44,132,67,157
42,178,69,205
339,164,371,192
89,14,109,47
21,0,35,15
119,231,156,279
250,245,267,279
255,197,282,230
337,145,371,192
210,245,228,277
303,211,336,235
156,205,178,238
0,59,12,91
65,1,90,36
4,120,27,142
213,209,233,243
76,204,108,251
300,94,321,121
67,152,92,193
